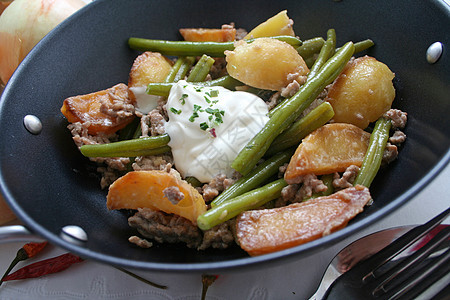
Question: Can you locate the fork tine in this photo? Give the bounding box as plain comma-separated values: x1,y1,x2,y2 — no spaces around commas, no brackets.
362,207,450,283
388,247,450,300
372,226,450,295
372,226,450,297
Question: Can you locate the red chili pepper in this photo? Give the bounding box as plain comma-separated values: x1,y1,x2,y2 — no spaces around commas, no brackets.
2,253,84,282
22,242,48,258
0,241,48,286
201,274,219,300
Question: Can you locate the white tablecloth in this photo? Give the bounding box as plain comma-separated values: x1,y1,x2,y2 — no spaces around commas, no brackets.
0,162,448,300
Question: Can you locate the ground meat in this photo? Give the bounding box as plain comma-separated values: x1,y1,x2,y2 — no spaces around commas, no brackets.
197,221,235,250
235,28,248,40
333,165,360,191
209,57,228,79
132,154,173,171
163,186,184,205
277,184,299,207
68,121,116,147
267,92,282,111
128,208,203,248
277,174,327,206
383,143,398,165
139,109,166,137
201,172,240,202
390,130,407,145
281,80,300,98
202,174,227,202
128,208,235,250
68,121,130,189
297,174,328,199
128,235,153,248
99,84,135,121
384,109,407,129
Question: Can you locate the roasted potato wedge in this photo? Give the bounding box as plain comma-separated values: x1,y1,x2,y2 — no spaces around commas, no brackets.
284,123,370,183
225,38,308,91
180,28,236,42
61,83,135,135
107,170,207,223
128,51,173,89
326,56,395,129
236,185,371,256
245,10,295,39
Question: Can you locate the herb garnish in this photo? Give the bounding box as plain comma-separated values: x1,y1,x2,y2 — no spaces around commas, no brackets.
170,107,182,115
179,93,188,105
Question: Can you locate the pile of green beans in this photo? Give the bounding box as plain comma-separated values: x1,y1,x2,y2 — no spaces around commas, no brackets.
231,41,355,176
354,117,392,187
265,102,334,157
211,148,294,207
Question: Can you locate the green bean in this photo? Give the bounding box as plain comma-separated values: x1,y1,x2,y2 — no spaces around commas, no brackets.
231,42,355,176
265,102,335,156
173,57,195,82
80,134,170,158
187,54,215,82
164,56,194,83
336,39,374,54
307,29,336,80
297,37,325,59
354,39,374,53
354,117,391,187
185,176,202,188
211,148,294,207
164,57,184,83
146,75,243,97
197,178,287,230
128,35,302,57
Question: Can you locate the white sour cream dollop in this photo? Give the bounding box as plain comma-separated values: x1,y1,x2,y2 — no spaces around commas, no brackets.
129,86,160,114
165,80,269,183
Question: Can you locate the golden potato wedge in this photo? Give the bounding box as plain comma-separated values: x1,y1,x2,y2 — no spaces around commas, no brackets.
128,51,173,89
61,83,135,135
225,38,308,91
179,28,236,42
245,10,295,39
236,185,371,256
284,123,370,183
107,170,207,224
326,56,395,129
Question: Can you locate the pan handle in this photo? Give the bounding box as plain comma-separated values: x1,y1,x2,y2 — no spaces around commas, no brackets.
0,225,45,243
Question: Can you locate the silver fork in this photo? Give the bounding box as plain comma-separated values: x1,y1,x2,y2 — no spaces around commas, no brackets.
319,207,450,300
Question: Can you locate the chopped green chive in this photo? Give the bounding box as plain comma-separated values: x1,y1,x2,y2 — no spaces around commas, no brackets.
179,93,188,105
200,122,209,131
170,107,182,114
210,90,219,97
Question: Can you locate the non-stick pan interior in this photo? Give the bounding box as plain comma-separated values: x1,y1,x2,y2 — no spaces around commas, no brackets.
0,0,449,272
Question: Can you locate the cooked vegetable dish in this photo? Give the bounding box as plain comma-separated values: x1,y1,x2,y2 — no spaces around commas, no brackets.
61,10,407,255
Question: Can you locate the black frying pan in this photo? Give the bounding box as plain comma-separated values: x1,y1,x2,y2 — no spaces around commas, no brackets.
0,0,449,272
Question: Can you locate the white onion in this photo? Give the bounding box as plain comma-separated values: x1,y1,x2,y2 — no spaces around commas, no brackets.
0,0,89,84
